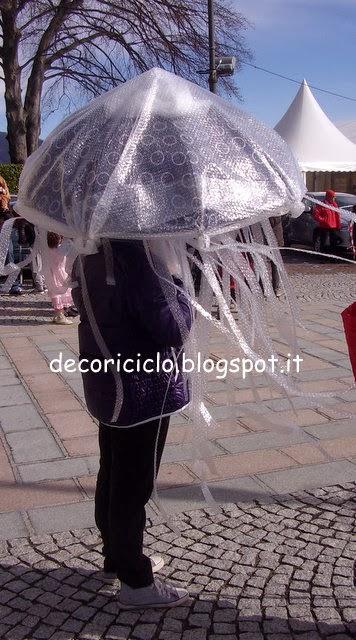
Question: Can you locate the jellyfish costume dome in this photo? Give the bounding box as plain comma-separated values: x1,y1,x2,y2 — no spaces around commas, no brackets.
4,68,315,499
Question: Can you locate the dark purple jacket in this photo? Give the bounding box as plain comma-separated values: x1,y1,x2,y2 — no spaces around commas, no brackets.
72,240,192,426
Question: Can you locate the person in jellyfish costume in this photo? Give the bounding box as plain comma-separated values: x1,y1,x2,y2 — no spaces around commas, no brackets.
1,68,338,609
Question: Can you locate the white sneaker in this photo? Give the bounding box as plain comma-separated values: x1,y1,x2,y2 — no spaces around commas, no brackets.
100,554,164,583
52,311,73,325
150,554,165,574
118,577,189,610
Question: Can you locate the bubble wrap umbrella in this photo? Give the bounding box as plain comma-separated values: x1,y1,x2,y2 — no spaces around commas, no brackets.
16,67,305,239
13,64,309,414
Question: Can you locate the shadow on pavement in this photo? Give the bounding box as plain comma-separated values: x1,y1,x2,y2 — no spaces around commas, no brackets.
0,558,354,639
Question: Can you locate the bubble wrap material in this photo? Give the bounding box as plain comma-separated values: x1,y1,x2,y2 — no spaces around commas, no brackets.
16,67,305,238
9,68,347,515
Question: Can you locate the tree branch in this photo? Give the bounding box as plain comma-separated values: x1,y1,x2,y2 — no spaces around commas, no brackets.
3,0,253,159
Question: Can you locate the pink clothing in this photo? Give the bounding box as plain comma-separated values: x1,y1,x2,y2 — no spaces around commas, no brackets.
46,246,73,311
52,290,73,312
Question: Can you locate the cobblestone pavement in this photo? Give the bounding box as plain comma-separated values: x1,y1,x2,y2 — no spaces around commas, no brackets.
0,288,52,324
284,262,355,302
0,257,355,323
0,482,355,640
287,271,355,302
282,252,356,302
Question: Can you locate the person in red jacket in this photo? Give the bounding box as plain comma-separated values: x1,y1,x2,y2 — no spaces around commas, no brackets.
312,190,341,253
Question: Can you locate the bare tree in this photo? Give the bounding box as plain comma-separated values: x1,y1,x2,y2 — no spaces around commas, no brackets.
0,0,252,163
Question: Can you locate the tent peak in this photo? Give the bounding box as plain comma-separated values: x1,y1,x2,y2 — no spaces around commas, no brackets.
275,80,356,172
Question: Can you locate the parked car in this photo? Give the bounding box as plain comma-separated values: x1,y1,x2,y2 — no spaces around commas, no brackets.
283,192,356,257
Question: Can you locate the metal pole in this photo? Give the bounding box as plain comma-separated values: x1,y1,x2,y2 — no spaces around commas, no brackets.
207,0,217,93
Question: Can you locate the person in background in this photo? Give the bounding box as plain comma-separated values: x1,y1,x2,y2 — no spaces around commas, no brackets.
0,176,10,211
46,232,74,325
0,177,23,295
312,190,341,253
31,251,47,293
14,219,48,293
351,205,356,260
28,224,47,293
269,215,284,297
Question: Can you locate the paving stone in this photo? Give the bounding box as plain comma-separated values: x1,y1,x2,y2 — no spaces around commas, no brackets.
182,631,207,640
116,612,141,625
162,440,223,463
0,385,31,408
44,610,70,626
32,624,57,639
85,456,99,475
27,501,95,534
0,356,12,370
47,411,97,439
34,389,83,414
4,624,30,640
161,618,182,630
210,635,237,640
258,461,356,493
304,420,356,440
193,600,214,613
163,476,273,512
0,371,20,386
49,632,76,640
2,610,27,625
189,614,211,628
213,609,238,622
262,619,290,633
216,429,310,453
132,624,159,639
18,457,90,482
105,626,131,639
0,512,28,540
213,623,236,634
6,428,64,463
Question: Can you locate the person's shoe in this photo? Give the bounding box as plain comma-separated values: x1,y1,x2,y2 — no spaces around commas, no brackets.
34,286,48,294
52,311,73,325
118,578,189,610
64,305,79,317
100,555,165,584
9,284,23,295
150,555,165,574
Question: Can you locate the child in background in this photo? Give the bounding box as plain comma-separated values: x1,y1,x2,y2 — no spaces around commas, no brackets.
47,232,74,325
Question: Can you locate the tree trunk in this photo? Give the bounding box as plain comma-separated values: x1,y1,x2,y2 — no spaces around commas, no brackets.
24,64,44,156
1,7,27,163
23,0,84,156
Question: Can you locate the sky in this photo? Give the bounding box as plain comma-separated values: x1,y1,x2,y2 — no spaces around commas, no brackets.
233,0,356,127
0,0,356,138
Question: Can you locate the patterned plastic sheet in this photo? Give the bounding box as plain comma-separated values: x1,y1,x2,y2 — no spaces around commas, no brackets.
16,67,305,239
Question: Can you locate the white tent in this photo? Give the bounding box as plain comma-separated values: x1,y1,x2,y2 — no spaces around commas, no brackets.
275,80,356,172
337,120,356,144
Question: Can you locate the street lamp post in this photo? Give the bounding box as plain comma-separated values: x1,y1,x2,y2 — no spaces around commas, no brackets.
207,0,236,93
207,0,217,94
